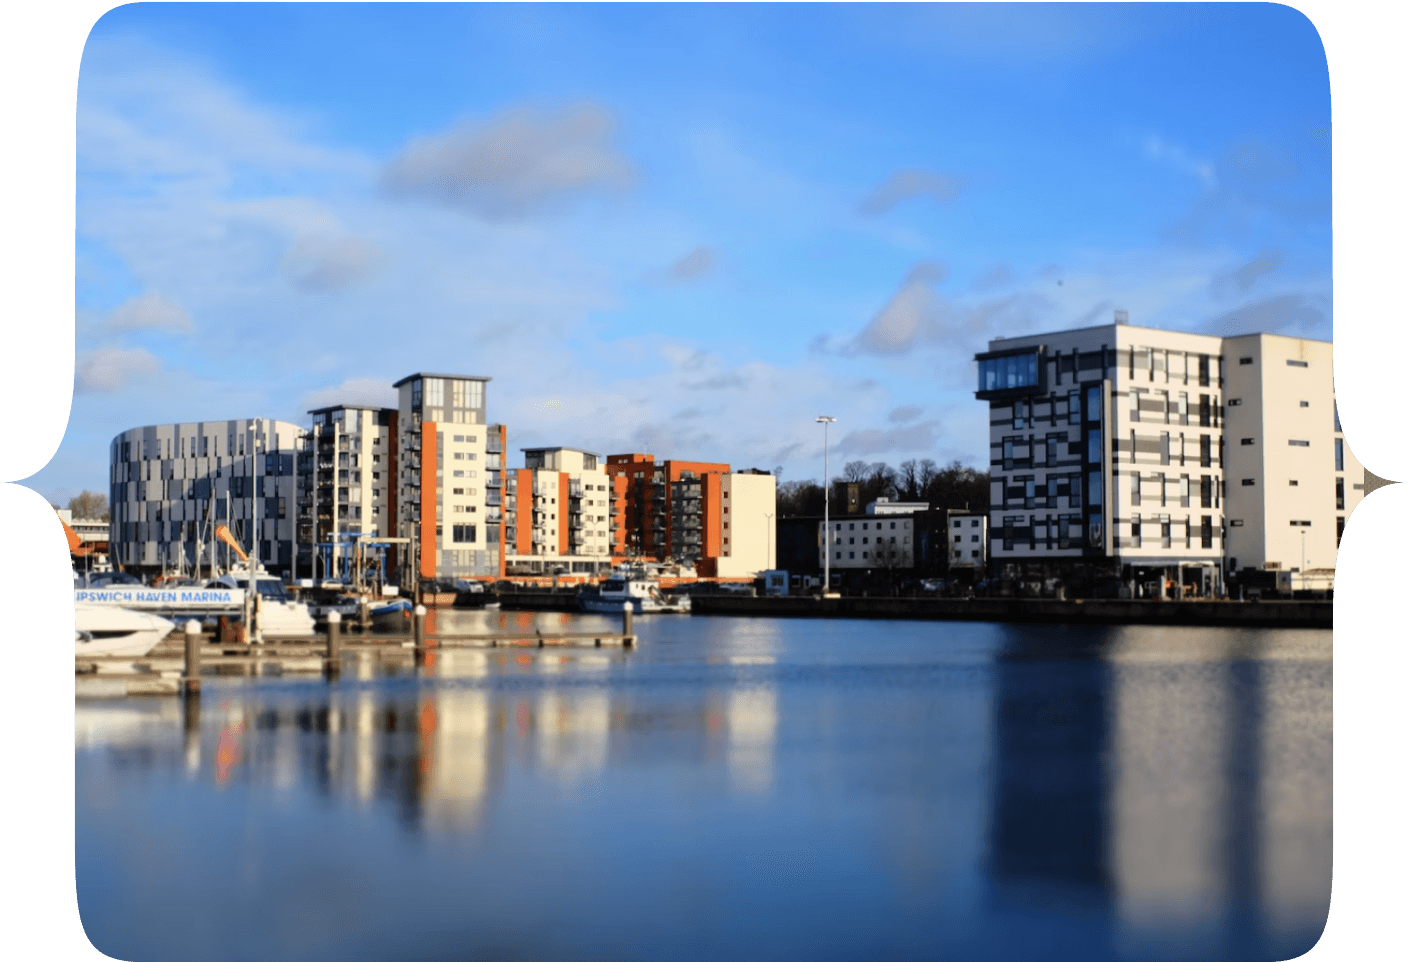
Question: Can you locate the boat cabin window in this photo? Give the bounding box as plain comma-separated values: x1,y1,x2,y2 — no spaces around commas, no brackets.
254,580,293,602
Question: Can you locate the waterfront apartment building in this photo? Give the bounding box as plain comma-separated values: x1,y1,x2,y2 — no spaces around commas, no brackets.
393,373,507,582
818,499,926,572
505,447,617,576
949,512,988,570
604,454,777,576
974,316,1360,591
298,404,398,581
108,418,304,574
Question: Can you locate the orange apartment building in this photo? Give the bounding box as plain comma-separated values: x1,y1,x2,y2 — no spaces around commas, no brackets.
605,454,764,574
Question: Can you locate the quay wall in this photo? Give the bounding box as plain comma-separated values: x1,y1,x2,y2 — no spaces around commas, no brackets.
688,595,1332,628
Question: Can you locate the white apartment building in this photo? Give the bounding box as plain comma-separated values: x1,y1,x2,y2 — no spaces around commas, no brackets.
974,315,1358,590
394,373,506,582
949,513,988,569
506,447,616,575
714,469,778,578
300,404,398,581
108,418,304,574
1221,333,1363,579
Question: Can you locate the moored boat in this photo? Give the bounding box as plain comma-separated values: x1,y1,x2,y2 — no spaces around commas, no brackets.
579,570,691,614
74,602,175,657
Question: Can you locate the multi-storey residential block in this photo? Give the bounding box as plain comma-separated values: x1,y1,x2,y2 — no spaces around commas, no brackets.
974,316,1358,594
505,447,616,576
1220,333,1363,580
393,373,506,582
299,404,398,581
948,512,988,570
604,454,776,576
108,418,304,575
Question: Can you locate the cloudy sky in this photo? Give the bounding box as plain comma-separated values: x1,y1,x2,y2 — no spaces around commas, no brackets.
33,2,1333,503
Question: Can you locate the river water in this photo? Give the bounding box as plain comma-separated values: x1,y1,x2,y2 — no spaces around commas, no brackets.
76,611,1330,962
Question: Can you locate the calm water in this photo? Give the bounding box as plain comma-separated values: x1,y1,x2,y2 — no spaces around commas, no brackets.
76,612,1331,962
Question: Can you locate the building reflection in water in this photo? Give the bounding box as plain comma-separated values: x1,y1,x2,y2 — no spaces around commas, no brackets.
984,626,1330,959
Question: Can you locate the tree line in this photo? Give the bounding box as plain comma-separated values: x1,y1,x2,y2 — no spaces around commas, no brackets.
776,459,990,517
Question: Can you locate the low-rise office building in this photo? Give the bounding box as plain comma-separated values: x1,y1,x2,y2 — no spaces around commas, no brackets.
948,512,988,570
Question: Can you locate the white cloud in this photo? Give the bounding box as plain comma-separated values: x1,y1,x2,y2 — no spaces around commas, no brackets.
860,168,964,215
380,103,635,219
75,345,159,393
648,246,717,286
1143,134,1216,187
104,291,192,334
281,235,381,292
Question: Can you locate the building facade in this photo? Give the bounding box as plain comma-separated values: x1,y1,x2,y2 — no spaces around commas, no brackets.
299,404,398,580
975,317,1359,591
393,373,506,582
505,447,616,575
108,418,304,575
948,512,988,570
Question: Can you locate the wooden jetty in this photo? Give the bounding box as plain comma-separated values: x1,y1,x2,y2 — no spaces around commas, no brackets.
76,605,637,697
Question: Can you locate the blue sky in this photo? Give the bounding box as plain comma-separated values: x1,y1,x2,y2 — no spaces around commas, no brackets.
34,2,1333,504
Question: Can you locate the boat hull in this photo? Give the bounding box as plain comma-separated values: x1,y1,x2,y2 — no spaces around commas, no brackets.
74,604,175,657
579,595,691,615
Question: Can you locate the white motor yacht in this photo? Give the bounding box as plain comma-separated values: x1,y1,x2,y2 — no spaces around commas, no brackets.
74,602,175,657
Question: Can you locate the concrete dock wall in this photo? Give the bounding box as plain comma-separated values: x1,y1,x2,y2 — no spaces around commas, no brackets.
689,594,1331,628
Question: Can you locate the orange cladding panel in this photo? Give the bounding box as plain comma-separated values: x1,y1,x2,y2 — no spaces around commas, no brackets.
703,473,723,559
559,474,570,555
420,424,436,580
516,469,533,555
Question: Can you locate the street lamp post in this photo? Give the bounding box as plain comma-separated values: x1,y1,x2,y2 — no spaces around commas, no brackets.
817,416,835,595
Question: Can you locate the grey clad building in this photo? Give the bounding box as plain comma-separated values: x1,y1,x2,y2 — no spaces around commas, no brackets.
108,418,305,575
974,314,1362,595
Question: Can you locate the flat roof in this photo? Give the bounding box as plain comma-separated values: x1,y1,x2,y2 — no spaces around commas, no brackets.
392,372,493,388
521,446,603,458
986,321,1330,350
307,404,396,415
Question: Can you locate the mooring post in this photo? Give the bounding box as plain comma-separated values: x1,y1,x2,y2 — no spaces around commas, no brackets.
622,602,633,645
326,610,342,678
359,597,371,633
183,619,202,695
414,603,427,650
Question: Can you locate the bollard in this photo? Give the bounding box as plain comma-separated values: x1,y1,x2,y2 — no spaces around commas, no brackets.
326,611,342,678
413,604,427,650
359,597,371,633
622,602,633,642
183,619,202,695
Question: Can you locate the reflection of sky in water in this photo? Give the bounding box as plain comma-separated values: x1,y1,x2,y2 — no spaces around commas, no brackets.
75,618,1330,962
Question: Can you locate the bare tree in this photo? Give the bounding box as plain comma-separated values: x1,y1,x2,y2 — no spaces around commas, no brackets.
842,460,870,482
897,460,921,502
67,490,109,521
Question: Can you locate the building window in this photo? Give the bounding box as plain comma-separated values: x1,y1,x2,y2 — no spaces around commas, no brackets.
1085,384,1102,421
1131,471,1141,506
1130,514,1142,548
1129,389,1141,422
1087,428,1102,464
1239,357,1253,365
1178,392,1189,425
1161,517,1172,549
1198,354,1210,386
1201,516,1213,549
1200,435,1212,468
1241,438,1255,446
1087,471,1102,507
1290,520,1312,527
978,351,1041,392
1047,435,1059,464
1337,517,1345,547
1287,359,1308,368
1288,439,1310,447
1299,400,1309,408
1068,390,1082,425
1201,475,1213,508
1335,437,1344,471
1241,478,1256,487
1290,479,1299,486
1160,432,1171,466
1336,477,1345,510
1227,398,1241,407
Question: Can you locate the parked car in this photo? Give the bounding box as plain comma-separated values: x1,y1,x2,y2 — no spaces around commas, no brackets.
920,578,946,593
